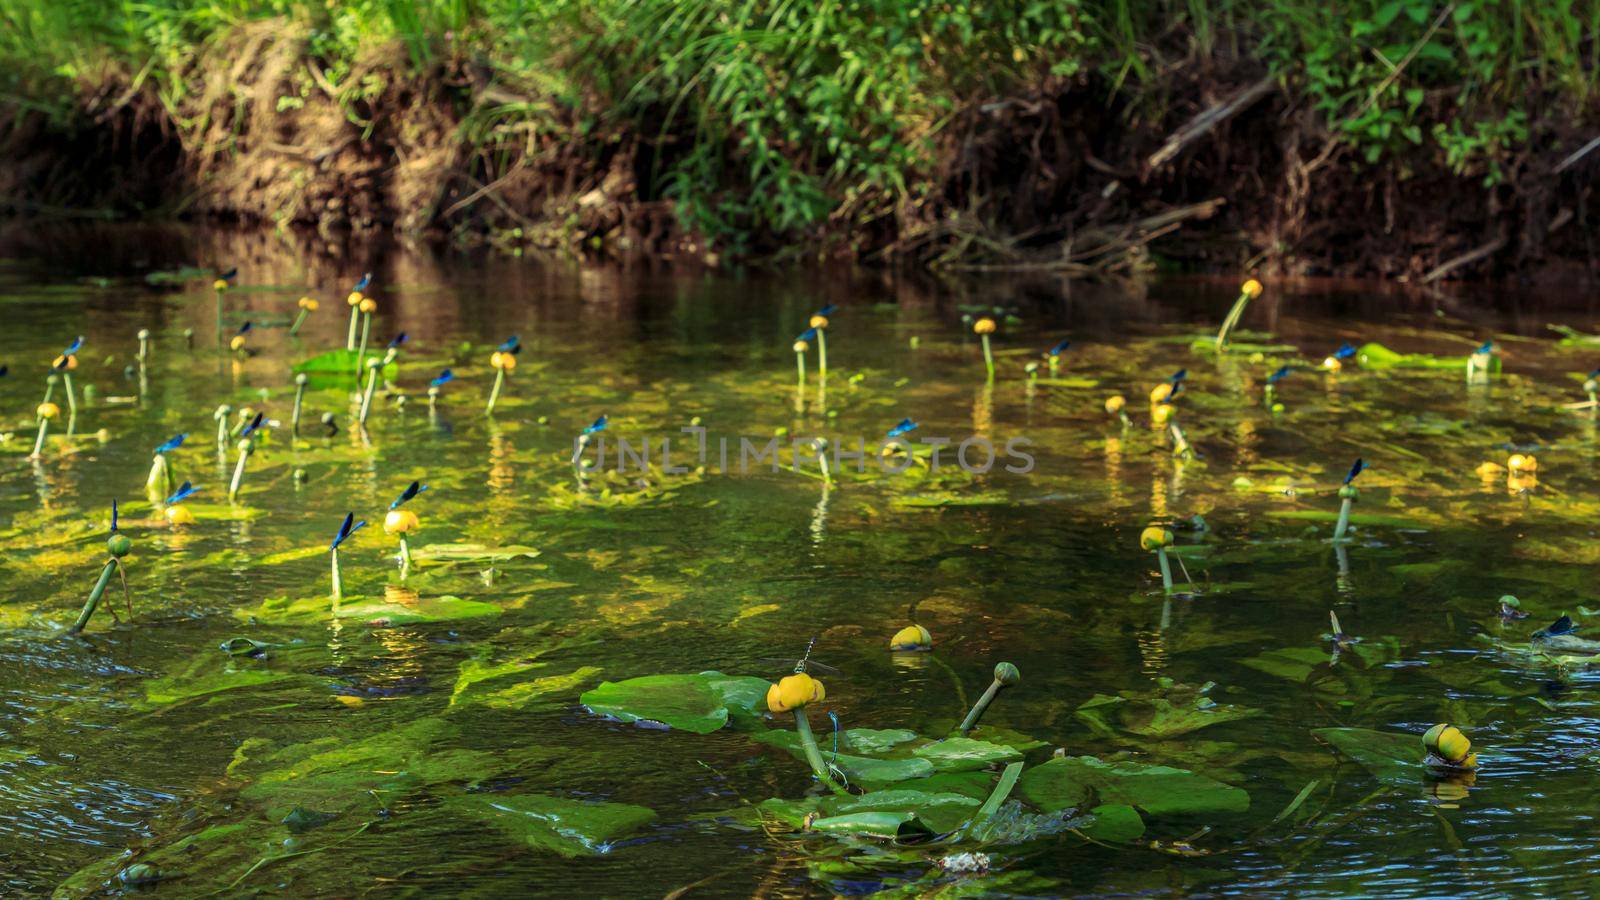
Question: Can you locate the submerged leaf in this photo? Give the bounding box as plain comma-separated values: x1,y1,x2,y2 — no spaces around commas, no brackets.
580,672,768,733
449,794,656,857
1017,756,1249,818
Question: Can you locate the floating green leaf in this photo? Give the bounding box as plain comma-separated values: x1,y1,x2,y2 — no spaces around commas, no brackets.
449,794,656,857
1017,756,1249,818
580,672,768,733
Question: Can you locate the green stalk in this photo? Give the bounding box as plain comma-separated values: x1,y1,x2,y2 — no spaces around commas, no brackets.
215,288,225,344
1048,355,1060,375
62,373,76,418
399,534,411,580
1157,547,1173,593
214,408,231,446
29,419,48,458
137,330,150,361
795,350,806,393
1333,497,1354,542
289,308,309,336
41,377,55,407
358,365,378,426
229,443,250,502
145,453,170,499
331,549,343,600
792,709,849,796
981,334,994,382
355,313,371,373
958,680,1002,735
1264,384,1275,408
69,559,117,634
1215,289,1252,351
485,368,505,416
346,305,359,350
291,377,307,438
816,330,828,381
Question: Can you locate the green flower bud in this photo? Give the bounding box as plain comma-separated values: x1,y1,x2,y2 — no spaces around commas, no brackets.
993,662,1021,686
107,533,132,559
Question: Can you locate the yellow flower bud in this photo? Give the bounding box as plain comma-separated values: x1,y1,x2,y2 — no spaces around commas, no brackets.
1322,356,1342,372
973,317,996,335
36,402,59,420
213,279,229,291
765,672,825,713
165,505,195,526
52,354,78,371
1149,382,1174,404
491,351,516,371
1241,278,1263,298
1151,404,1174,425
384,509,420,535
1507,453,1537,474
347,291,363,307
298,297,319,311
359,298,377,314
1105,395,1126,414
1139,526,1172,551
792,340,809,354
809,314,829,329
1423,723,1477,768
230,335,247,351
889,624,932,651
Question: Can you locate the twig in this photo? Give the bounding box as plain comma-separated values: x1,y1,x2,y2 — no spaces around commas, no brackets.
1555,136,1600,173
1421,234,1508,283
1146,76,1277,173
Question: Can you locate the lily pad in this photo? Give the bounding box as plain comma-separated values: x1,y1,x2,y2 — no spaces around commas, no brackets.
411,543,541,563
1312,727,1420,784
580,672,768,733
910,737,1023,772
760,789,982,835
448,794,656,857
1017,756,1249,818
236,594,502,626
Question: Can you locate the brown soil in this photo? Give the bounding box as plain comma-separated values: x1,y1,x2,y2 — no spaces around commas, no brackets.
2,24,1596,283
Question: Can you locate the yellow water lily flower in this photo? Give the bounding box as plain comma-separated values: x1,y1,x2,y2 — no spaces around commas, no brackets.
1149,382,1174,404
230,335,247,351
973,317,996,335
1506,453,1537,473
359,298,377,314
809,314,829,329
889,624,932,651
766,672,825,713
1423,723,1478,770
792,339,809,353
347,291,364,307
1242,278,1263,298
490,351,517,371
1105,395,1126,415
164,505,195,526
1151,404,1174,425
384,509,420,535
1139,526,1172,551
52,354,78,371
298,297,319,311
1321,356,1342,372
36,402,60,420
213,279,229,291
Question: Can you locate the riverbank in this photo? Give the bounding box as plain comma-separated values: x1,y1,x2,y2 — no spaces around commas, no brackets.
2,2,1595,281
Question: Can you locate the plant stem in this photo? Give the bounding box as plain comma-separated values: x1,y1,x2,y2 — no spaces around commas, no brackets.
145,454,169,499
981,334,994,382
292,383,306,438
62,373,76,417
358,366,378,425
793,709,849,795
29,420,48,458
41,380,54,407
346,306,359,350
229,446,249,502
1334,497,1354,542
289,308,309,336
215,289,224,344
1215,289,1252,351
1157,547,1173,593
795,351,806,394
356,313,371,373
331,549,343,600
215,415,229,446
816,330,827,381
138,333,149,360
485,368,505,415
69,559,117,634
399,534,411,580
958,679,1003,736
